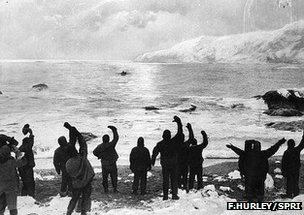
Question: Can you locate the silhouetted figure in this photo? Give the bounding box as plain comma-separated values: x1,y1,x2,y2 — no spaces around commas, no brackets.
64,123,94,215
178,123,195,190
282,131,304,198
151,116,184,200
18,124,35,198
129,137,151,195
188,130,208,190
0,135,18,150
53,136,72,197
0,145,27,215
238,140,253,178
93,126,119,193
227,138,286,202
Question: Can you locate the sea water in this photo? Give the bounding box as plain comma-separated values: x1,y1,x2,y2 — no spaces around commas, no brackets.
0,60,303,169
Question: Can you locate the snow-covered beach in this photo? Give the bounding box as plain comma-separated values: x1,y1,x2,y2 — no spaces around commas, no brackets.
5,160,304,215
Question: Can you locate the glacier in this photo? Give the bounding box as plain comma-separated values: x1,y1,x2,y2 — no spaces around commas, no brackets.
136,20,304,64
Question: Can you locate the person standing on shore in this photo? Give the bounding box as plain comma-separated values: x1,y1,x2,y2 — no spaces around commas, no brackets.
53,136,71,197
151,116,184,200
18,124,35,198
188,130,208,190
0,145,27,215
178,123,195,191
64,123,95,215
93,126,119,193
129,137,151,195
282,131,304,198
227,138,286,202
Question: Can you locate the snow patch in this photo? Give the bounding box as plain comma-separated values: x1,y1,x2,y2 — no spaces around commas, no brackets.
219,186,233,192
274,168,282,174
213,176,227,182
228,170,241,180
275,174,284,179
265,173,274,190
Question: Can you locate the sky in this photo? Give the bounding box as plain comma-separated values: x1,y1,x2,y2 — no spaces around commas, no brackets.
0,0,303,60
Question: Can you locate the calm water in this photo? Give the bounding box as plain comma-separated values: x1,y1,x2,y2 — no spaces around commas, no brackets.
0,61,303,168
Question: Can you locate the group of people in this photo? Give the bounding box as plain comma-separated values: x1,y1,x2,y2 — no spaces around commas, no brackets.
227,131,304,202
0,116,303,215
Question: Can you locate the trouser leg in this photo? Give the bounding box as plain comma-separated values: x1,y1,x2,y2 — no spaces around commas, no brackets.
197,165,203,190
132,172,140,192
246,176,255,202
110,164,118,190
9,209,17,215
180,165,188,189
61,171,69,193
170,167,178,197
140,171,147,194
102,166,109,192
189,166,195,190
286,174,293,197
256,178,265,202
0,193,7,215
80,182,92,213
294,172,300,197
162,167,169,198
67,189,81,215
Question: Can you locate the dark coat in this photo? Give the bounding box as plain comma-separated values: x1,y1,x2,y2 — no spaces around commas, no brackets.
152,125,184,167
129,142,151,172
18,134,35,168
53,146,69,174
93,130,119,166
282,140,304,175
188,132,208,167
0,145,27,194
230,140,283,178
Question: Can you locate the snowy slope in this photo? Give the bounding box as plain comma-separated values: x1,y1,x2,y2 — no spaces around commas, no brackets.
136,20,304,64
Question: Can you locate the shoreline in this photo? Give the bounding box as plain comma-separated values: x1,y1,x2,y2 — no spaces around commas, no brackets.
32,159,304,204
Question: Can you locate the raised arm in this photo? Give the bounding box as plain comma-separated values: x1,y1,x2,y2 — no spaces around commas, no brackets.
199,130,208,149
226,144,244,156
186,123,194,140
296,131,304,151
264,138,286,158
108,126,119,147
173,116,183,138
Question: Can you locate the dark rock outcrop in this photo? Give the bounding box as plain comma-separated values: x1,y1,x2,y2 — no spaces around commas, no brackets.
264,108,303,117
32,83,48,91
81,132,98,142
256,90,304,117
266,120,304,132
179,105,197,113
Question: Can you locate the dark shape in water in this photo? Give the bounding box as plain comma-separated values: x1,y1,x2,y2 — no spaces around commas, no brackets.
144,106,160,111
179,105,197,113
266,120,304,132
80,132,98,142
255,90,304,117
121,71,128,76
0,91,2,95
32,83,48,91
231,103,246,109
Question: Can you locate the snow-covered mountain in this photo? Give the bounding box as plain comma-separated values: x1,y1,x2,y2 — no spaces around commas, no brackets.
136,20,304,64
